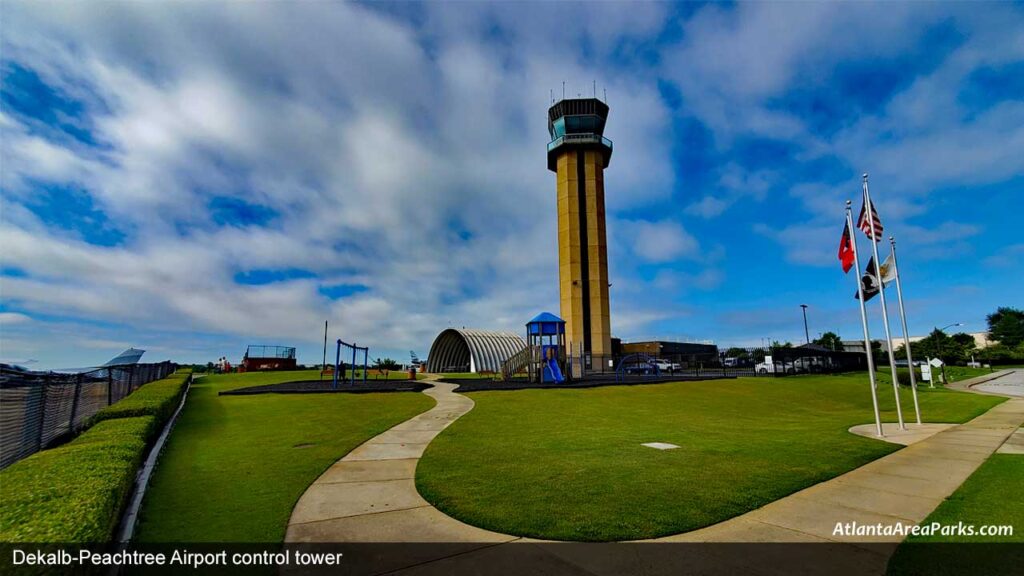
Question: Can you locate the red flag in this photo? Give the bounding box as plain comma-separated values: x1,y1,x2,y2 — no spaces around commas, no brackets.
838,222,854,273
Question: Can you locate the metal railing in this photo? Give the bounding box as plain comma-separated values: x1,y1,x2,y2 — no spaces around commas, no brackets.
244,345,296,359
0,362,177,469
561,345,867,380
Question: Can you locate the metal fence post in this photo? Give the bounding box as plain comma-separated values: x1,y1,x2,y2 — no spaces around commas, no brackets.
69,373,83,432
36,375,49,452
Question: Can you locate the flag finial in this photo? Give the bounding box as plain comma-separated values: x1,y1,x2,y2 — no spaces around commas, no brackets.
889,235,894,242
846,199,852,207
862,173,869,181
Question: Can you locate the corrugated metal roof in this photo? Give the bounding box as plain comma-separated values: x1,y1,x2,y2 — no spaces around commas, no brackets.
426,328,526,373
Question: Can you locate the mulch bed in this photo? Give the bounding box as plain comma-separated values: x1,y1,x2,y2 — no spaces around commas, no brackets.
442,373,736,393
219,380,431,395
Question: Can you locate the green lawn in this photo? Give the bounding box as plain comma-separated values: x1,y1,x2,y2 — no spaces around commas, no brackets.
888,449,1023,575
416,373,1004,541
894,365,994,385
940,365,997,382
135,371,434,542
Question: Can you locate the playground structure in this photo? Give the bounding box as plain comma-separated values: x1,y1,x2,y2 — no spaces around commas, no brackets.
333,339,369,390
501,312,567,383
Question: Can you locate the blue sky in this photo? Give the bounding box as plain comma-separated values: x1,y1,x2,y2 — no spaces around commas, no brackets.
1,2,1022,369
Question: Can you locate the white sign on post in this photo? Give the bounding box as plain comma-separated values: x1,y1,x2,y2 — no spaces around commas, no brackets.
921,363,932,382
930,358,944,368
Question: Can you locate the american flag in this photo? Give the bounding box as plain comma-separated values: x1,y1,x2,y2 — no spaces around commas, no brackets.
857,198,883,241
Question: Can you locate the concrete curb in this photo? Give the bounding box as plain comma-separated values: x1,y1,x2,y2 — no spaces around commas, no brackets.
115,373,195,544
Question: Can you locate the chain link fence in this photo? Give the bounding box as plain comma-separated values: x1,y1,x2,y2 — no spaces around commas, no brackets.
564,345,868,380
0,362,176,469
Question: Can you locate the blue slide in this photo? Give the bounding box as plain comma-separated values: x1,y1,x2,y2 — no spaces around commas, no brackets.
544,358,565,383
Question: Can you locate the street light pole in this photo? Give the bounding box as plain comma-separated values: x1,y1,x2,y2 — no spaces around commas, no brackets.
936,322,962,385
800,305,810,344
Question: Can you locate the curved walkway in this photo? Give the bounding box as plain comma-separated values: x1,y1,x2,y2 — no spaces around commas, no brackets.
286,372,1024,574
286,377,518,544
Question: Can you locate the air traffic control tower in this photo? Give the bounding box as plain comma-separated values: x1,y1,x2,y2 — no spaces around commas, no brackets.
547,98,613,370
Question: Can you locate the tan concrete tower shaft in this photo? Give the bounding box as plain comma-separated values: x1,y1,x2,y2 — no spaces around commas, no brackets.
555,149,612,364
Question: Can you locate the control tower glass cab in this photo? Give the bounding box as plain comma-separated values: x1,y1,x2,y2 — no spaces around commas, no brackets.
546,98,613,371
546,98,613,171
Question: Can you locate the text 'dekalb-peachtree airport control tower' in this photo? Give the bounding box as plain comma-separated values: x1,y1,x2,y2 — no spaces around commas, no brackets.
547,97,613,370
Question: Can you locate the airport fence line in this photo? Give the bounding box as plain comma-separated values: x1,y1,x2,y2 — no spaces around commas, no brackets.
564,345,868,380
0,362,177,469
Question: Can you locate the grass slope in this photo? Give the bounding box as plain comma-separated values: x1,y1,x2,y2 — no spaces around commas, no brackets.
417,373,1003,541
134,371,433,542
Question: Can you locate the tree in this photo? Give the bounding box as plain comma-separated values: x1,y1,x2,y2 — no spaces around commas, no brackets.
904,330,976,364
724,347,750,359
812,332,843,351
373,357,401,370
987,306,1024,347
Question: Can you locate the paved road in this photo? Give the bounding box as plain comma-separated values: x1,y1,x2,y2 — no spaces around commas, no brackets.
973,369,1024,397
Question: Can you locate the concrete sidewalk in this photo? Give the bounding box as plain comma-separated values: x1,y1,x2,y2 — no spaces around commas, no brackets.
285,378,519,546
284,376,1023,575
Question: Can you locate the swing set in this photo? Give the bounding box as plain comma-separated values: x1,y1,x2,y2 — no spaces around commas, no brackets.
333,339,369,389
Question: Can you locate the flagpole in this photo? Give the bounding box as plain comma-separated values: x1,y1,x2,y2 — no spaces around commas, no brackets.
848,201,883,437
890,236,921,424
863,174,905,430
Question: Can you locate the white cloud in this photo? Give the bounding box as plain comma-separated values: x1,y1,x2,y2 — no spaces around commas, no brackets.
685,196,729,218
0,2,687,366
2,2,1021,367
0,312,33,325
619,219,700,263
984,244,1024,268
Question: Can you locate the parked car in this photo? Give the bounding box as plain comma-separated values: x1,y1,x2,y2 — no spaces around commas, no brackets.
653,359,682,372
755,360,798,375
623,360,657,375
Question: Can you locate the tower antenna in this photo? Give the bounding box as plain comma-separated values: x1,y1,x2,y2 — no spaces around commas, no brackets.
604,87,607,103
562,81,565,100
593,80,596,97
550,88,553,104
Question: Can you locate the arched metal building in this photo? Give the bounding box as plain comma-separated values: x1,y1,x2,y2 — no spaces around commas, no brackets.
426,329,526,373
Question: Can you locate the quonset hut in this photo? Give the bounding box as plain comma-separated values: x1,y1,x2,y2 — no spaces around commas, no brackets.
426,329,526,374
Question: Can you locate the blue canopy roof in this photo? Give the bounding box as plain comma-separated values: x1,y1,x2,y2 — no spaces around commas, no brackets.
527,312,565,336
527,312,564,325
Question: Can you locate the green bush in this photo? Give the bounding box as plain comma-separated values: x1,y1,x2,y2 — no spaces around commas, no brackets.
89,372,190,426
0,416,157,542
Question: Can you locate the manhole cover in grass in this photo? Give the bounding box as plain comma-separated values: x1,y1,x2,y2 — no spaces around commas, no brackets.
641,442,680,450
293,443,316,449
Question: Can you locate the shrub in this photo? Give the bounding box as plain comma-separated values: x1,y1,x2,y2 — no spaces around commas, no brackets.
0,416,157,542
89,372,190,426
